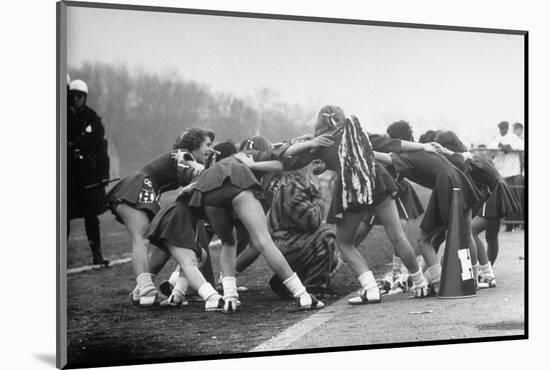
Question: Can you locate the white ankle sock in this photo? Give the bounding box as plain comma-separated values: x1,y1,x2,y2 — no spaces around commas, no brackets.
136,273,155,293
197,283,219,301
222,276,238,299
173,277,189,295
480,262,493,276
409,269,426,286
358,271,377,290
168,269,180,286
472,263,479,280
283,273,306,298
392,255,404,272
424,264,442,284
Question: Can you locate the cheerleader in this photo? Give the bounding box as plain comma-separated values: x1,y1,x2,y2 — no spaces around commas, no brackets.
373,134,482,294
434,130,521,286
234,136,282,257
186,140,326,313
145,141,239,310
281,106,439,304
161,136,283,300
106,128,214,306
353,121,425,281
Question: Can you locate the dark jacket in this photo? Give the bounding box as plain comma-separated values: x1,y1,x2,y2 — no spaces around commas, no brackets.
68,105,110,218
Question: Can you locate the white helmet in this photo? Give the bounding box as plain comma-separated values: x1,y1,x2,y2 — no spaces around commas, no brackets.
69,79,88,95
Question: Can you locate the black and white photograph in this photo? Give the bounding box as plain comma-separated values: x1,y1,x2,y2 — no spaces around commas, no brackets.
9,0,549,369
55,1,530,368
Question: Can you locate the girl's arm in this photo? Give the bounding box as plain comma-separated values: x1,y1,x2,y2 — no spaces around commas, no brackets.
373,151,392,165
177,181,196,197
438,145,474,161
280,134,334,158
400,140,440,153
233,152,284,172
248,160,283,172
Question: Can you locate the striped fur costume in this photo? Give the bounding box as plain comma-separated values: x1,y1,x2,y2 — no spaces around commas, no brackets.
267,170,338,289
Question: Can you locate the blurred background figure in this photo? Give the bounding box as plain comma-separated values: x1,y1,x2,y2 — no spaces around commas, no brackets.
512,122,525,229
488,121,524,231
67,79,111,266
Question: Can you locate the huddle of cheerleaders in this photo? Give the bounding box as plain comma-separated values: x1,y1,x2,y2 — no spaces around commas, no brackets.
106,105,520,313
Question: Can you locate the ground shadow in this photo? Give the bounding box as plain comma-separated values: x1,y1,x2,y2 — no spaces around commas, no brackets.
34,353,56,367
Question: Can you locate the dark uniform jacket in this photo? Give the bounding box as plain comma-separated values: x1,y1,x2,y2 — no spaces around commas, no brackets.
68,105,110,218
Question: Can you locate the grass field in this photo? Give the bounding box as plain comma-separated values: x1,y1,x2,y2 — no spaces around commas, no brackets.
66,184,432,367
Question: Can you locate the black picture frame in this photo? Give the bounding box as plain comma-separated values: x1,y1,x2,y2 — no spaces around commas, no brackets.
57,1,527,369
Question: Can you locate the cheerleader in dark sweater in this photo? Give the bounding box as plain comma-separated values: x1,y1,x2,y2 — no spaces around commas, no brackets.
185,139,327,313
145,141,238,310
434,130,521,287
160,137,280,299
234,136,282,259
281,106,440,304
106,128,214,306
373,135,482,293
353,121,426,281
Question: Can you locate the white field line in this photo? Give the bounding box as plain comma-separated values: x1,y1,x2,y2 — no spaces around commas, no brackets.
67,257,132,274
68,231,126,242
249,299,349,352
67,239,222,275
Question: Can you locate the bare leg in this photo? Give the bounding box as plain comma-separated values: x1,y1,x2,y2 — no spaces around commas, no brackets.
236,245,261,274
464,209,478,268
375,197,419,274
472,216,491,266
418,226,445,268
115,203,151,276
166,244,222,310
486,218,502,265
335,211,369,276
166,245,207,291
204,206,237,279
149,246,171,275
353,217,374,248
231,191,293,280
231,191,323,309
335,210,383,303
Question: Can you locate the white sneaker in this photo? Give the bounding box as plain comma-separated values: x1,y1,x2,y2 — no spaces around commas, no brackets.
393,273,412,293
297,294,325,310
160,289,189,307
478,274,496,289
204,295,224,312
216,273,248,293
130,286,140,305
412,279,431,298
222,297,239,314
348,288,381,305
139,285,160,307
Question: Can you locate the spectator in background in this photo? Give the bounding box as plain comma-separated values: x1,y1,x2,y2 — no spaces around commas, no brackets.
513,122,525,229
513,122,524,140
488,121,524,231
513,122,525,174
67,79,111,266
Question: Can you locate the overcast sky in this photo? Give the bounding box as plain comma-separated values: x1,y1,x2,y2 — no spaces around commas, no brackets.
67,6,524,145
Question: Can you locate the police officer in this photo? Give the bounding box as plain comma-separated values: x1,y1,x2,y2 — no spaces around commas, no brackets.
68,79,110,266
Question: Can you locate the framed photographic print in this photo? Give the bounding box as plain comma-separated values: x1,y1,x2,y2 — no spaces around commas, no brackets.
57,1,527,368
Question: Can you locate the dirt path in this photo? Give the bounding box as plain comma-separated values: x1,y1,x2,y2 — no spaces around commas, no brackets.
251,230,525,352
